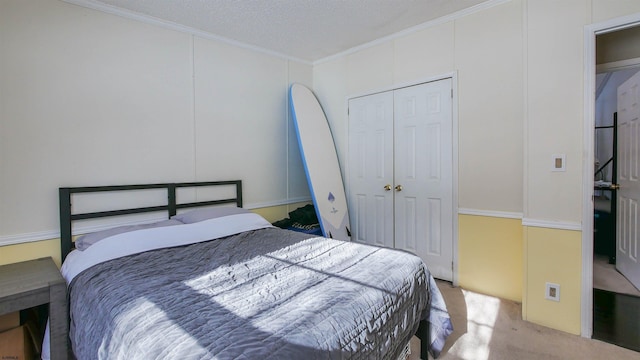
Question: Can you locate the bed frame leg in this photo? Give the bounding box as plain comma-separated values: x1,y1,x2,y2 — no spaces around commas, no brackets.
416,320,430,359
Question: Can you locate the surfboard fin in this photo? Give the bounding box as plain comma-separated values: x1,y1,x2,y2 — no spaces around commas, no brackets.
346,227,351,237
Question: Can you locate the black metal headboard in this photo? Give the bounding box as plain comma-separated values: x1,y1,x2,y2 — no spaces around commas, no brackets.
59,180,242,261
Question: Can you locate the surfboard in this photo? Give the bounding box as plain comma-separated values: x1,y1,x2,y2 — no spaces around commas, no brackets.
289,83,351,241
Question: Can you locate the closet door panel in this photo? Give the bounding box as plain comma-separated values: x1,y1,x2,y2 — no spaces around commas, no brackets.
394,79,453,281
617,70,640,290
427,198,443,255
398,196,418,252
348,92,394,248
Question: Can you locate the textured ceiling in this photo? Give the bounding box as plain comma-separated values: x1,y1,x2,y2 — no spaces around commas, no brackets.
72,0,490,62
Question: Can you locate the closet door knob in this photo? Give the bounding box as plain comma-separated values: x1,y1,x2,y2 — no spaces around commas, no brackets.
395,185,403,191
384,184,392,191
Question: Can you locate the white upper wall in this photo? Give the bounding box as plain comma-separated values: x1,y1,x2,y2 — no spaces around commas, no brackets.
314,0,524,215
313,0,640,224
455,0,523,214
592,0,640,23
524,0,589,224
0,0,311,241
4,0,640,241
524,0,640,224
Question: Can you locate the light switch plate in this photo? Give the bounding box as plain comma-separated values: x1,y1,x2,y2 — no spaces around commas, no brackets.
552,154,566,172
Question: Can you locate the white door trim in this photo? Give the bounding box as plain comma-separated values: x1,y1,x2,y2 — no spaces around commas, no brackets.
345,72,459,286
582,12,640,339
348,73,457,101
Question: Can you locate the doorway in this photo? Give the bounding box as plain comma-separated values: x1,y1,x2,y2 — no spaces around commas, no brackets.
592,65,640,352
584,17,640,349
593,66,640,289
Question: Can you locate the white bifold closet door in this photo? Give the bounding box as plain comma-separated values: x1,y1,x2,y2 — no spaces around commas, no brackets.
348,79,454,281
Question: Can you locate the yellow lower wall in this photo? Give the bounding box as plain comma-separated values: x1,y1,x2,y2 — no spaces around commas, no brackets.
459,216,582,335
251,201,311,224
0,202,311,268
0,239,62,267
458,215,582,335
523,226,582,335
458,214,523,302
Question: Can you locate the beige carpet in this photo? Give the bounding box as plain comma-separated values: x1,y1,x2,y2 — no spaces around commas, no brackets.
593,254,640,297
407,281,639,360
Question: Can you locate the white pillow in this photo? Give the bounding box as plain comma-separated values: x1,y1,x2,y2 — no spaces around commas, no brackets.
171,207,249,224
75,219,182,250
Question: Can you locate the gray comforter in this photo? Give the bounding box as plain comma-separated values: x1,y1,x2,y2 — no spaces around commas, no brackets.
69,228,452,359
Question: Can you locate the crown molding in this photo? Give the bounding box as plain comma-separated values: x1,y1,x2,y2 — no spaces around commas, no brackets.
61,0,312,65
314,0,513,65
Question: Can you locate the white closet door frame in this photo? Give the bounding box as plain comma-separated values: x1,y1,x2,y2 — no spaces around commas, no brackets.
345,72,459,286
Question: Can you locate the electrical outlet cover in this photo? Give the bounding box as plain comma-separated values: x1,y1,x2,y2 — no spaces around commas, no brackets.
545,282,560,301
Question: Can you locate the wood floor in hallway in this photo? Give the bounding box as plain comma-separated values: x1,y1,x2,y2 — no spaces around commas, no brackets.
593,288,640,352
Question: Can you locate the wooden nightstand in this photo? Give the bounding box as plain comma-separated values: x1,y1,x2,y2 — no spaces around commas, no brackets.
0,257,68,359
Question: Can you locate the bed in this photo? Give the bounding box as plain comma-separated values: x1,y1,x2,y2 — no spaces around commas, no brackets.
51,181,453,360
